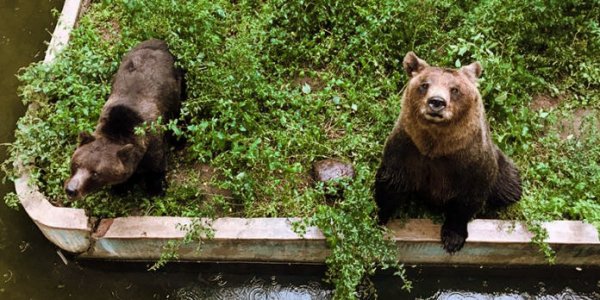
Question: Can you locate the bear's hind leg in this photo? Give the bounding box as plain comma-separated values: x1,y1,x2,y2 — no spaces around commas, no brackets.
375,181,398,225
374,166,410,225
488,151,522,208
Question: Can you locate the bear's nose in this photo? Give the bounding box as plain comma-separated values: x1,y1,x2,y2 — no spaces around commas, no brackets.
427,97,446,112
65,187,77,198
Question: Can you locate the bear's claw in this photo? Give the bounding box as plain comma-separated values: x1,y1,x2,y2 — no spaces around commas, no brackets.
441,226,467,253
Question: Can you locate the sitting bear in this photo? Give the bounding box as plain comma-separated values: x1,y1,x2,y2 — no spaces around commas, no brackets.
374,52,522,253
64,39,183,199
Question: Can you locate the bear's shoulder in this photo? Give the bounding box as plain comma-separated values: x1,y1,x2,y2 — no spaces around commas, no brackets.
99,105,144,140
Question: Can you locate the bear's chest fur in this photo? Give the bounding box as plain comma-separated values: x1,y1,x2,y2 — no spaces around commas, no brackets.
383,127,497,207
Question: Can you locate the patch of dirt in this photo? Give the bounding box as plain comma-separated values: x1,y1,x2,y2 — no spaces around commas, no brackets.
292,73,326,92
98,19,121,43
77,0,94,25
530,93,599,141
168,162,233,202
557,108,599,140
322,118,345,140
530,93,566,111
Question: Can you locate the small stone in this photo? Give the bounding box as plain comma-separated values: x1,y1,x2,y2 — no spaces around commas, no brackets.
312,158,355,183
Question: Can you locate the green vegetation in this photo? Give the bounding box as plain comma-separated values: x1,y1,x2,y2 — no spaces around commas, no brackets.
2,0,599,298
149,218,214,271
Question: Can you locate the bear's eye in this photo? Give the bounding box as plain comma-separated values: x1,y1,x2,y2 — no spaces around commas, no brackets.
92,171,99,178
419,83,429,93
450,87,460,96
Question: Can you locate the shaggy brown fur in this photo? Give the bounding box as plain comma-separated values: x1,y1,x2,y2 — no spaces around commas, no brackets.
375,52,521,253
65,39,184,199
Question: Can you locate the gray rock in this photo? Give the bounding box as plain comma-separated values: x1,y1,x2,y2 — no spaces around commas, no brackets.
312,158,355,182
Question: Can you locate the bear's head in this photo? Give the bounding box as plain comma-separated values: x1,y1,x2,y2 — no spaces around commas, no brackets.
64,132,141,199
401,51,482,126
399,52,487,157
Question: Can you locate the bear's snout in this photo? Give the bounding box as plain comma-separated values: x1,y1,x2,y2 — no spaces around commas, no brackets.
64,169,89,199
65,179,80,199
65,186,77,198
423,96,450,122
427,96,446,113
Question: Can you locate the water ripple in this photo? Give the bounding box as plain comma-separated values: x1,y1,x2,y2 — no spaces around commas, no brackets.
428,288,598,300
174,276,597,300
172,275,331,300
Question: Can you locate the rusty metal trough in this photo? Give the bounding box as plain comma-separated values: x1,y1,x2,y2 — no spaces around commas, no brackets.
14,0,600,266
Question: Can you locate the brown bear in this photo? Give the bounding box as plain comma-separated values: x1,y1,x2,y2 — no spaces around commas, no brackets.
374,52,522,253
64,39,183,199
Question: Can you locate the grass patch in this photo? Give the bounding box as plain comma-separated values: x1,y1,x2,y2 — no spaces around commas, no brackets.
3,0,600,298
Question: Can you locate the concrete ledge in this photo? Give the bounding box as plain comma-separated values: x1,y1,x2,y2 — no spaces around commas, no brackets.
76,217,599,265
15,162,600,265
84,217,329,262
44,0,82,63
390,219,600,265
15,170,91,253
14,0,600,266
14,0,91,254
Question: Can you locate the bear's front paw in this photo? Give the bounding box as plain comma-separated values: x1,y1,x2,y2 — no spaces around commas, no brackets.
146,182,165,197
144,171,167,197
441,225,467,253
377,210,392,225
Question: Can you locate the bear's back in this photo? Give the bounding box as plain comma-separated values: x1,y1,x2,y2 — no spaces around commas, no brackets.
108,39,182,121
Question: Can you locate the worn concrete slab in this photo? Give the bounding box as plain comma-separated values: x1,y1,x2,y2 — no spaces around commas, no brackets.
44,0,82,63
84,217,329,262
14,0,91,254
388,219,600,244
390,219,600,266
15,171,91,253
80,217,600,265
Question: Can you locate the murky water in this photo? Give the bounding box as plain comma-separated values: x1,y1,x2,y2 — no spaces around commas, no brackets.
0,1,599,299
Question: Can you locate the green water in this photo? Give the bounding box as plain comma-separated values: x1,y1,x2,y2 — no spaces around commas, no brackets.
0,1,599,299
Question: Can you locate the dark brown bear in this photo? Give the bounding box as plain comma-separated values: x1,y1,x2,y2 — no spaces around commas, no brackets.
64,39,183,199
375,52,521,253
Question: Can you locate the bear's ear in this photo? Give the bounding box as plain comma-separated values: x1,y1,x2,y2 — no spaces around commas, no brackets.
403,52,429,77
460,62,483,82
79,132,95,146
117,144,136,163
